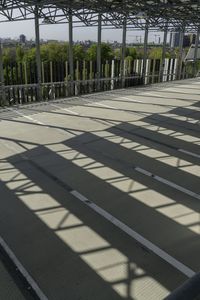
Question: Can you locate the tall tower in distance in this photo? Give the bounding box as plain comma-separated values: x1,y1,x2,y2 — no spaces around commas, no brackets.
19,34,26,44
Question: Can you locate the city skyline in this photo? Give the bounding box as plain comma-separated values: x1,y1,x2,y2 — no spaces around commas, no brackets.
1,19,164,44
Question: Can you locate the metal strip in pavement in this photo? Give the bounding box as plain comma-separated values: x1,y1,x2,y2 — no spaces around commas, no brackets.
6,156,199,279
135,167,200,200
0,236,48,300
8,108,44,125
50,103,79,115
109,125,200,161
70,190,195,278
1,140,196,281
179,149,200,159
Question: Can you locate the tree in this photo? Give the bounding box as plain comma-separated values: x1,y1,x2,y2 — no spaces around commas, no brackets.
23,47,36,63
40,45,49,62
73,44,85,61
114,48,121,60
148,48,163,59
101,43,114,61
86,43,114,61
3,48,16,65
128,47,138,59
16,46,25,63
86,44,97,61
23,43,68,63
125,55,133,61
46,43,68,62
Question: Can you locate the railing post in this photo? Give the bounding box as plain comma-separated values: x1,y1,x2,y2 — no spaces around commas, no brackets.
75,60,79,95
143,20,149,84
121,17,127,88
105,60,109,78
41,61,45,83
169,32,173,49
82,60,86,93
160,23,168,82
176,28,184,80
97,13,102,91
83,60,86,81
65,61,68,97
193,28,200,77
34,4,42,101
111,59,115,90
0,41,5,106
145,59,150,84
24,62,28,85
68,10,74,95
152,59,156,83
50,61,55,99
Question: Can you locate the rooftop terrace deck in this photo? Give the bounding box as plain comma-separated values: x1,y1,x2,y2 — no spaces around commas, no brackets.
0,78,200,300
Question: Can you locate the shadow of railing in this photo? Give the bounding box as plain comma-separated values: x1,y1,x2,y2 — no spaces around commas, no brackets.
0,143,188,299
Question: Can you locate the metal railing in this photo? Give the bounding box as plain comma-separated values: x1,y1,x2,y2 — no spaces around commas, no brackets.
166,272,200,300
0,66,197,107
0,75,144,106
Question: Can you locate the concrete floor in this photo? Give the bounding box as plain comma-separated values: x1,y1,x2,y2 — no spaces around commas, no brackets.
0,78,200,300
0,259,27,299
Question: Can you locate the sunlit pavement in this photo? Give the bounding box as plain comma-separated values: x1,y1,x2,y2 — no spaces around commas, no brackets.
0,78,200,300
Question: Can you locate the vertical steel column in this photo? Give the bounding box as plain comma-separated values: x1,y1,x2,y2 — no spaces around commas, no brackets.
121,17,127,88
193,28,200,77
0,41,5,106
68,10,74,95
177,28,184,80
160,24,168,82
34,5,42,101
97,13,102,91
169,32,173,49
142,20,149,84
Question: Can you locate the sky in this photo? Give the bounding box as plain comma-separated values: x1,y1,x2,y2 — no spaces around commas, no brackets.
1,19,163,44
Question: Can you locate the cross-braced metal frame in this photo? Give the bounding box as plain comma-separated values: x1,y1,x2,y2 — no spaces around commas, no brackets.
0,1,200,30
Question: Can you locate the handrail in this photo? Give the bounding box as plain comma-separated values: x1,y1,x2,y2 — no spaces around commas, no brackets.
166,272,200,300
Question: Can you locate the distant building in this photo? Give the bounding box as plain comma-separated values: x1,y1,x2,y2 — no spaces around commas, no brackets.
171,32,197,48
171,32,181,47
183,35,191,47
169,32,173,48
19,34,26,44
189,34,196,45
183,34,196,47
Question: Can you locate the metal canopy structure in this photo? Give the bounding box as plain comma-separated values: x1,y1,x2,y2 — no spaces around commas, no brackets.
0,1,200,31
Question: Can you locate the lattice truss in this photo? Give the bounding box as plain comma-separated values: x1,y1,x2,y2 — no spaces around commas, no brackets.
0,0,200,31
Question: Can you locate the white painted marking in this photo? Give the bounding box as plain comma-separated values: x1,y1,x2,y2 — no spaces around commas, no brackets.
71,190,195,278
135,167,152,177
8,108,44,125
118,96,143,103
0,236,48,300
179,149,200,159
166,88,200,95
81,97,148,117
135,167,200,200
6,107,71,137
185,106,200,112
50,104,79,115
81,90,126,99
81,98,116,109
143,92,163,98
